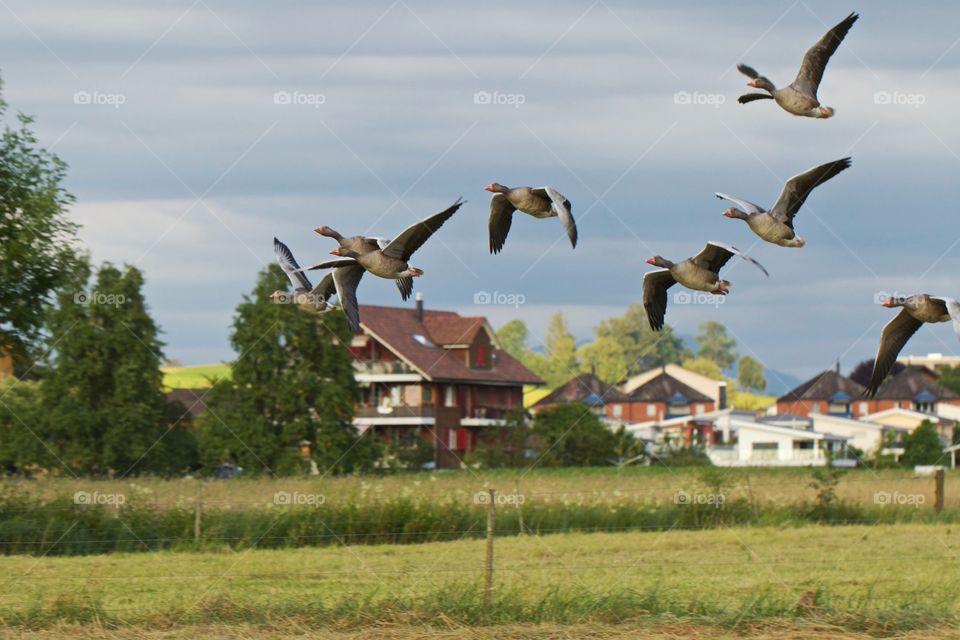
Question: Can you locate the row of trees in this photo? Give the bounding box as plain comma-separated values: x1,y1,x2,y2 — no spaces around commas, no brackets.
496,309,767,394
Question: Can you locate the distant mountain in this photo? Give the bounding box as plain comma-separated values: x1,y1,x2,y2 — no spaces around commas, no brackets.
761,368,803,396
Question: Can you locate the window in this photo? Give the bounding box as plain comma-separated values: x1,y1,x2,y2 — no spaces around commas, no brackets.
646,404,656,417
390,386,402,405
444,385,456,407
612,404,622,418
858,402,868,415
423,386,433,403
695,404,705,415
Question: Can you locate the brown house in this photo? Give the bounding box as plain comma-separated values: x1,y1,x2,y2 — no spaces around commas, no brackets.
350,298,542,468
777,366,960,418
532,369,716,423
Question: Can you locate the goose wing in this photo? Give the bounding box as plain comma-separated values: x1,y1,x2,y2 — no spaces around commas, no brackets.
332,265,365,332
791,12,858,99
488,193,516,254
715,192,765,215
642,269,676,331
381,198,464,261
769,158,851,228
532,186,577,249
692,241,769,277
273,237,312,293
866,308,923,397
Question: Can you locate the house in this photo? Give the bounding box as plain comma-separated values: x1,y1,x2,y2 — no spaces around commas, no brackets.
867,366,960,415
806,412,907,457
709,413,848,467
531,372,630,420
349,296,542,468
775,368,869,417
899,352,960,371
621,370,716,422
621,363,727,409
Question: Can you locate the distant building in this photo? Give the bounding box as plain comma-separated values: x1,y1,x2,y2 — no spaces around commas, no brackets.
898,352,960,371
621,370,716,422
621,363,727,409
868,366,960,414
531,372,629,419
775,369,868,417
349,297,542,468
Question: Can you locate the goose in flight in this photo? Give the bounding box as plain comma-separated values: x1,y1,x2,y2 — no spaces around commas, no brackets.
865,294,960,397
716,157,851,247
314,226,415,301
305,198,463,285
485,183,576,254
736,12,858,118
643,241,769,331
271,237,363,331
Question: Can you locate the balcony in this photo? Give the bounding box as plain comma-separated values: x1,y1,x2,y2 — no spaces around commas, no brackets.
461,406,514,426
354,403,435,426
353,359,422,383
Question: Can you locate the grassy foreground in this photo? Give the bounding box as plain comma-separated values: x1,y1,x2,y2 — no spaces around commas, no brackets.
2,523,960,634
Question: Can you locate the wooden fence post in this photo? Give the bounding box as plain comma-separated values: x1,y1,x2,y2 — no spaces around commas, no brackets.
484,489,496,608
935,468,945,514
194,481,203,543
514,480,524,536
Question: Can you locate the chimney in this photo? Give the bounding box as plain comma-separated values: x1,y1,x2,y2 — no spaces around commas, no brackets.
415,292,424,322
836,359,841,375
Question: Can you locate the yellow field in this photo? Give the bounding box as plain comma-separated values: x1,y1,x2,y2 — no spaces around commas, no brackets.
161,363,231,390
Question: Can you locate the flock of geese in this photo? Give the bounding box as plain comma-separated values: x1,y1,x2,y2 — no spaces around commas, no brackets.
272,10,960,400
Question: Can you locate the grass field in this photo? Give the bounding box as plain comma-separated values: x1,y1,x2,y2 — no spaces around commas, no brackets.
161,363,230,390
2,523,959,636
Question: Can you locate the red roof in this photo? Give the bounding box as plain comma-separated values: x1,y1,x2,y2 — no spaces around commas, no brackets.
358,304,542,385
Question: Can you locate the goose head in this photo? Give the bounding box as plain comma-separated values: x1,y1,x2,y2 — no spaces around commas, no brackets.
314,225,339,238
722,208,749,220
882,295,908,308
330,247,361,258
484,182,509,193
645,256,673,269
746,76,775,92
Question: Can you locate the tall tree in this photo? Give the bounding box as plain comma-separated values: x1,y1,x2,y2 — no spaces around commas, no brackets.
542,312,578,386
581,304,689,380
902,420,944,467
0,77,80,368
496,319,547,379
737,355,766,392
681,357,723,380
198,264,376,476
39,262,194,476
696,321,737,370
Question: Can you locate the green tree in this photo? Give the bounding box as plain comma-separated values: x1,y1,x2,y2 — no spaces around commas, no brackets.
496,319,547,380
936,365,960,396
901,420,944,467
696,321,737,370
737,355,766,392
542,312,578,387
0,77,81,368
198,264,376,476
579,303,690,382
532,402,617,467
681,357,723,380
38,262,195,476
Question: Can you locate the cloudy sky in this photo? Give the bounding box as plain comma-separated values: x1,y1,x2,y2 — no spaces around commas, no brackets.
2,0,959,383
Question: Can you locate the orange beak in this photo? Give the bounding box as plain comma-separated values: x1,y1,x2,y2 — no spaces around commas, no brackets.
645,257,656,265
746,79,760,88
484,184,495,192
329,248,340,256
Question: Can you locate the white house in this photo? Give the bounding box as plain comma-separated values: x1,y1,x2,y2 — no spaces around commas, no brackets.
708,415,847,467
807,412,906,456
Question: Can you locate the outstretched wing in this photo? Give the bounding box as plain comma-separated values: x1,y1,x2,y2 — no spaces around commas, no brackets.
715,192,765,215
693,241,769,277
273,237,312,292
309,272,337,302
791,12,858,99
642,269,676,332
866,308,923,397
533,186,577,249
301,257,359,271
332,265,365,332
736,63,760,79
769,158,851,228
395,276,414,301
931,297,960,342
381,198,464,261
488,193,516,254
738,93,774,104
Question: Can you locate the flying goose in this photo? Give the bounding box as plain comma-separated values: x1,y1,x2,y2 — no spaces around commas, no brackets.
271,237,363,331
865,294,960,397
642,241,769,331
305,198,463,284
485,183,576,254
736,12,858,118
314,226,414,301
716,157,851,248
